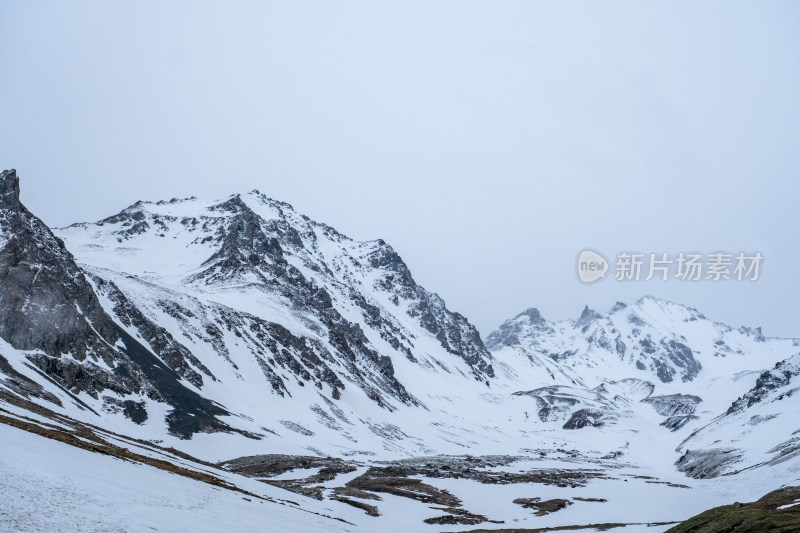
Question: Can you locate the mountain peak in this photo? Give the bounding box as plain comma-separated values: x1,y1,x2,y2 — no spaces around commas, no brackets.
634,295,691,308
636,295,668,305
0,169,21,210
576,305,601,327
632,295,707,321
516,307,546,324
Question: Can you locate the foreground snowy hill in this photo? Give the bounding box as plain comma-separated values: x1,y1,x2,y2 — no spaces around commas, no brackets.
0,414,359,533
1,168,799,531
676,352,800,479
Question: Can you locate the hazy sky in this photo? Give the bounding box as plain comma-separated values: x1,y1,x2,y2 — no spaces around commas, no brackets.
2,1,799,338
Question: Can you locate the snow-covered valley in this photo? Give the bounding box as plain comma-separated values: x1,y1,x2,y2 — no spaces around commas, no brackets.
1,168,799,532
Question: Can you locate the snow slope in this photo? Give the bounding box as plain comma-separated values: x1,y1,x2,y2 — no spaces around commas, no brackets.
0,423,360,533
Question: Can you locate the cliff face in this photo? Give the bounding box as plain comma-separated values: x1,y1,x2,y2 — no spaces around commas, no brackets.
0,169,117,360
0,170,235,438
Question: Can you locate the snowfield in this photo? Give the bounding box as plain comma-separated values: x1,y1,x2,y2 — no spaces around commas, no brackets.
0,423,360,533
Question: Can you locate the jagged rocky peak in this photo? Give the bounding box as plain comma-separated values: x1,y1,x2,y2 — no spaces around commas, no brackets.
575,305,601,328
727,353,800,413
191,195,291,284
0,169,21,210
519,307,547,324
365,238,417,292
484,307,554,350
0,169,117,358
738,326,766,342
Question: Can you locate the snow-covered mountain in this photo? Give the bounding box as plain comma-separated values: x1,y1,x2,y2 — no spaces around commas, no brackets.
2,168,799,532
45,182,515,455
488,297,783,389
489,297,798,421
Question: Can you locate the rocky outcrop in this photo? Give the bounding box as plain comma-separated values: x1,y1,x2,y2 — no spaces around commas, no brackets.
0,170,238,438
727,354,800,414
675,447,743,479
485,308,554,350
643,394,702,417
0,169,119,363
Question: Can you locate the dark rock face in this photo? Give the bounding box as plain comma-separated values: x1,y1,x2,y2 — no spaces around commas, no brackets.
665,341,702,382
366,240,494,380
575,305,600,329
661,415,698,431
727,356,800,414
0,352,61,406
407,291,494,380
204,301,414,409
0,170,238,439
0,169,21,210
191,195,290,285
91,275,215,389
641,339,701,383
642,394,703,431
485,308,553,349
675,447,742,479
514,387,582,422
112,325,233,438
642,394,702,417
513,497,572,516
0,170,118,362
103,396,148,424
563,408,605,429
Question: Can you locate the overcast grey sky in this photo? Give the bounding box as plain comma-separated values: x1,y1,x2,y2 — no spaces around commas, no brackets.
2,1,799,338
